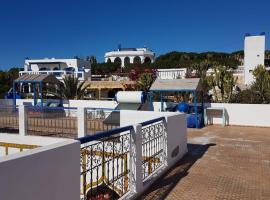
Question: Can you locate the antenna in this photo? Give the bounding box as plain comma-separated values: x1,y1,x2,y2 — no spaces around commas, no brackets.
118,44,122,51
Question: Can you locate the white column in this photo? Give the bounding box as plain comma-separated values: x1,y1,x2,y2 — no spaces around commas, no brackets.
130,56,135,64
120,57,125,68
129,124,143,194
77,107,87,138
28,83,31,93
165,114,187,167
140,56,145,63
19,105,27,136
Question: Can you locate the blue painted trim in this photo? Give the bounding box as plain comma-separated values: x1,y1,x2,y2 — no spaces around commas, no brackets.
160,92,164,112
140,117,165,127
13,82,16,109
33,83,37,106
149,92,153,111
77,125,133,144
40,81,43,110
194,91,198,128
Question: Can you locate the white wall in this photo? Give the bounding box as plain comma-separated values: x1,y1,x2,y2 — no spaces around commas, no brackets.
153,101,270,127
207,103,270,127
157,68,187,79
244,35,265,85
66,100,117,109
0,99,118,109
0,133,71,157
0,140,80,200
120,110,187,167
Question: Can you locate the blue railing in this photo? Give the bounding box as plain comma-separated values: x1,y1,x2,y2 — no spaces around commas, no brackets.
77,125,133,144
140,117,165,126
77,116,167,199
141,117,166,180
78,124,132,200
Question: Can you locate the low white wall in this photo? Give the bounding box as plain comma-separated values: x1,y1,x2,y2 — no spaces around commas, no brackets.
207,103,270,127
0,140,80,200
0,134,71,157
153,101,270,127
0,99,118,109
65,100,117,109
120,110,176,126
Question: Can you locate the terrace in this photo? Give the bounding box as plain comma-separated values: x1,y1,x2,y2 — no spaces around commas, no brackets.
0,103,187,200
140,125,270,200
0,99,270,200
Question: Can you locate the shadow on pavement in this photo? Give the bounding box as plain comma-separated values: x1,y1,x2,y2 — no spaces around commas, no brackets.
137,143,216,200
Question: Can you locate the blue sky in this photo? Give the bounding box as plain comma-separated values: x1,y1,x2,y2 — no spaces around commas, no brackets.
0,0,269,69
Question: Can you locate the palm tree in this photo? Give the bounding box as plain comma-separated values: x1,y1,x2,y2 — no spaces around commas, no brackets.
50,75,90,100
137,73,156,92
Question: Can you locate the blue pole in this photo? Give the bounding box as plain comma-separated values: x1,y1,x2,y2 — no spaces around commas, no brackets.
40,81,43,110
201,93,204,127
33,83,37,106
160,92,163,112
194,91,198,128
149,92,153,111
13,82,16,110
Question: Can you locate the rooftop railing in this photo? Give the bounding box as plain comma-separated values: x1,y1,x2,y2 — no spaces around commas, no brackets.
26,106,78,138
77,116,167,200
0,106,19,133
86,108,120,135
78,126,132,200
141,117,166,180
19,70,85,80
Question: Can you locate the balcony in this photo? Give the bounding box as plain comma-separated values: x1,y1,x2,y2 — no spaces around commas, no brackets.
19,70,86,81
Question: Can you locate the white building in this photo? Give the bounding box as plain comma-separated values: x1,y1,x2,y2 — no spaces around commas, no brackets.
156,68,187,79
105,47,155,68
244,33,265,85
20,58,91,81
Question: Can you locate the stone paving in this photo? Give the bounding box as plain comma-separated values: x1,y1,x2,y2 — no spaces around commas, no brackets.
139,125,270,200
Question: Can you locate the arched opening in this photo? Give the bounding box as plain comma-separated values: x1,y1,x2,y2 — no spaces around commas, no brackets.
133,56,141,64
53,67,60,70
144,57,151,64
124,57,130,67
114,57,121,67
107,58,111,63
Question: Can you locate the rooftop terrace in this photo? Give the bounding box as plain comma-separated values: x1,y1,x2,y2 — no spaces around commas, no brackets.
140,125,270,200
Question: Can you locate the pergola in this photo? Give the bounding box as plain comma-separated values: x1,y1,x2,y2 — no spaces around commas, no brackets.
149,78,203,128
13,74,61,109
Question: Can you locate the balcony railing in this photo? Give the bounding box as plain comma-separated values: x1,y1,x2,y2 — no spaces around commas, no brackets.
77,116,167,200
86,108,120,135
26,106,78,138
141,117,166,180
0,106,19,133
78,126,132,200
19,70,85,80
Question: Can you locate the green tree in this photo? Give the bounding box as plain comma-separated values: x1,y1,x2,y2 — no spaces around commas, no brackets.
251,65,270,103
0,67,20,98
137,73,156,92
50,75,90,100
208,66,238,103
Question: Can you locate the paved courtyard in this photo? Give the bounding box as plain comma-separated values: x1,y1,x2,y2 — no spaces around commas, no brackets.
139,125,270,200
